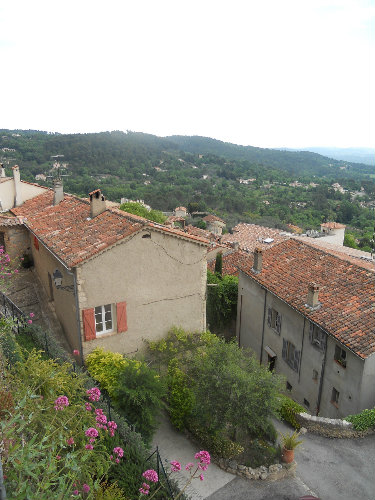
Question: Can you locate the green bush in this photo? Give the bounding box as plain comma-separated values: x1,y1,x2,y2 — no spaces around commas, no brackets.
86,347,128,393
345,408,375,431
167,359,194,430
187,421,244,459
276,394,305,430
94,482,129,500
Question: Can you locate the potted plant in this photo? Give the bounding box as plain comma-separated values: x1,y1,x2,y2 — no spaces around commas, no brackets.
280,430,303,463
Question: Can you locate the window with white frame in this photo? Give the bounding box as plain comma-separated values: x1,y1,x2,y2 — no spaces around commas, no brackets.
94,304,113,335
309,323,326,351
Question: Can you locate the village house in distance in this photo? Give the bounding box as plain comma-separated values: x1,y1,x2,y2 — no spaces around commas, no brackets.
1,168,208,359
236,239,375,418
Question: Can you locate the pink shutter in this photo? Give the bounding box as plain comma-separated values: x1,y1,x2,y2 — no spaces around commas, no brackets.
82,308,96,341
116,302,128,333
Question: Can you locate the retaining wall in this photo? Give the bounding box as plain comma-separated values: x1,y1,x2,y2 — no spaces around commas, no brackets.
296,412,375,438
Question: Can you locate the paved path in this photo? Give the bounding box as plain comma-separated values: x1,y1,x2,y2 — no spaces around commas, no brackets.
153,414,375,500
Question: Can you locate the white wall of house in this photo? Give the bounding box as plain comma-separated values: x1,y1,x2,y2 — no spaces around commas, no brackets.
77,227,207,357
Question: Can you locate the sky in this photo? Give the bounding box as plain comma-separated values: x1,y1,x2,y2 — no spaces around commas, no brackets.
0,0,374,149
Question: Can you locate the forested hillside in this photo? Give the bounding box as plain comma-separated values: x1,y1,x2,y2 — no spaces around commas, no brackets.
1,129,374,249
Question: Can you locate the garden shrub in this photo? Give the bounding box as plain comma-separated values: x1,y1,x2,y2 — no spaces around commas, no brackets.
94,482,129,500
276,394,305,429
86,348,128,394
167,359,194,430
0,319,23,365
345,408,375,431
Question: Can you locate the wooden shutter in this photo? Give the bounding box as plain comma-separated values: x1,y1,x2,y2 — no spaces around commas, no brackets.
116,301,128,333
82,308,96,341
276,313,282,334
282,338,287,361
267,308,272,327
293,349,301,373
33,236,39,250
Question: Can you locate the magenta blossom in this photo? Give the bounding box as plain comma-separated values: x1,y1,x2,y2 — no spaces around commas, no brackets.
73,349,79,356
185,462,194,471
170,460,181,472
108,420,117,437
27,320,33,324
142,469,158,483
85,427,99,439
139,487,149,495
54,395,69,411
195,450,210,465
85,403,92,412
67,437,75,446
86,387,101,402
82,484,90,493
73,490,79,496
85,444,94,450
113,446,124,458
29,312,35,318
199,474,204,481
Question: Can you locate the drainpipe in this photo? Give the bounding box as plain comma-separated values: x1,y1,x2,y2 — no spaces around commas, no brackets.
238,294,243,347
316,341,328,416
299,318,306,383
259,289,268,364
72,268,84,366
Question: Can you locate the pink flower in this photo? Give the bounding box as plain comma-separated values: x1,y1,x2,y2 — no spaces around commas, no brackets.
56,455,61,460
142,469,158,483
14,269,19,273
54,395,69,411
195,450,210,465
142,483,150,490
85,427,99,438
85,403,92,412
95,408,104,415
108,420,117,437
109,455,113,460
29,312,35,318
27,320,33,324
73,349,79,356
67,437,75,446
139,488,149,495
82,484,90,493
170,460,181,472
85,444,94,450
86,387,101,402
115,458,120,463
199,474,204,481
73,490,79,496
113,446,124,458
185,462,194,471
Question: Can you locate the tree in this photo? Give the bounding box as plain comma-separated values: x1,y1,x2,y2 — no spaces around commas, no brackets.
119,202,166,224
214,252,223,275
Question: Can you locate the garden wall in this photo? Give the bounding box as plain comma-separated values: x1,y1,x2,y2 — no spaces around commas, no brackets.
296,412,375,438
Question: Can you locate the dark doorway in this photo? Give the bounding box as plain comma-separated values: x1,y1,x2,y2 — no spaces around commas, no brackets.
268,354,276,372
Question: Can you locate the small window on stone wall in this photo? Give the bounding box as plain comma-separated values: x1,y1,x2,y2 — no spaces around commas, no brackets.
312,369,319,381
303,398,310,409
334,345,347,368
331,387,340,407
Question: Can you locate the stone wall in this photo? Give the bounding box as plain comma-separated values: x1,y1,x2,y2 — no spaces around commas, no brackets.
215,458,296,481
296,412,375,438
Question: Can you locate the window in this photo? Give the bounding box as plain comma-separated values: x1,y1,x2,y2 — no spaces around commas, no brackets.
95,304,113,335
309,323,326,351
282,339,301,372
334,345,347,368
331,387,340,407
312,369,319,381
267,307,282,334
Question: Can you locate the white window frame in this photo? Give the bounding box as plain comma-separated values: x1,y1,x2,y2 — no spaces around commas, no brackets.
94,304,113,335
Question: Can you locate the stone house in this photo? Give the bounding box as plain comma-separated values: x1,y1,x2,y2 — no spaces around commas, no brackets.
236,239,375,418
203,214,226,235
8,187,208,360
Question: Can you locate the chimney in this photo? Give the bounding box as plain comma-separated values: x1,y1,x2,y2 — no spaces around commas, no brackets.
53,179,64,205
252,247,263,273
306,283,320,309
12,165,23,207
89,189,106,218
0,163,5,178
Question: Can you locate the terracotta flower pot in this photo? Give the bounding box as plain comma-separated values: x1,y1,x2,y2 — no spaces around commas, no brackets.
282,446,294,463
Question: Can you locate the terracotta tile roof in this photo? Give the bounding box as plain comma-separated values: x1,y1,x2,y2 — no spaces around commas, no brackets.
208,249,249,277
175,206,187,211
185,224,213,240
0,215,26,226
221,223,290,252
203,214,225,224
293,236,375,271
239,239,375,359
11,192,207,267
321,222,346,229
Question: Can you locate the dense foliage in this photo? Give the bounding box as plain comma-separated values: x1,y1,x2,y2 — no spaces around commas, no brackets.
345,408,375,431
148,328,283,459
119,201,167,224
86,348,166,444
206,270,238,333
276,394,305,430
1,129,373,241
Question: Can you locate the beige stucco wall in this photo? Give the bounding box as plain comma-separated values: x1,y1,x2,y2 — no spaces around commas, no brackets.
29,234,79,351
0,179,46,211
77,228,207,357
236,271,370,418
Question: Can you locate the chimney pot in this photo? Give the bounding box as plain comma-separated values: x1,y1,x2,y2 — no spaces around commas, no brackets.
252,247,263,273
53,179,64,205
12,165,23,207
89,189,106,217
306,282,320,309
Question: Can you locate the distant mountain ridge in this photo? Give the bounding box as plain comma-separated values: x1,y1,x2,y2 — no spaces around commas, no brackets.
277,147,374,166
